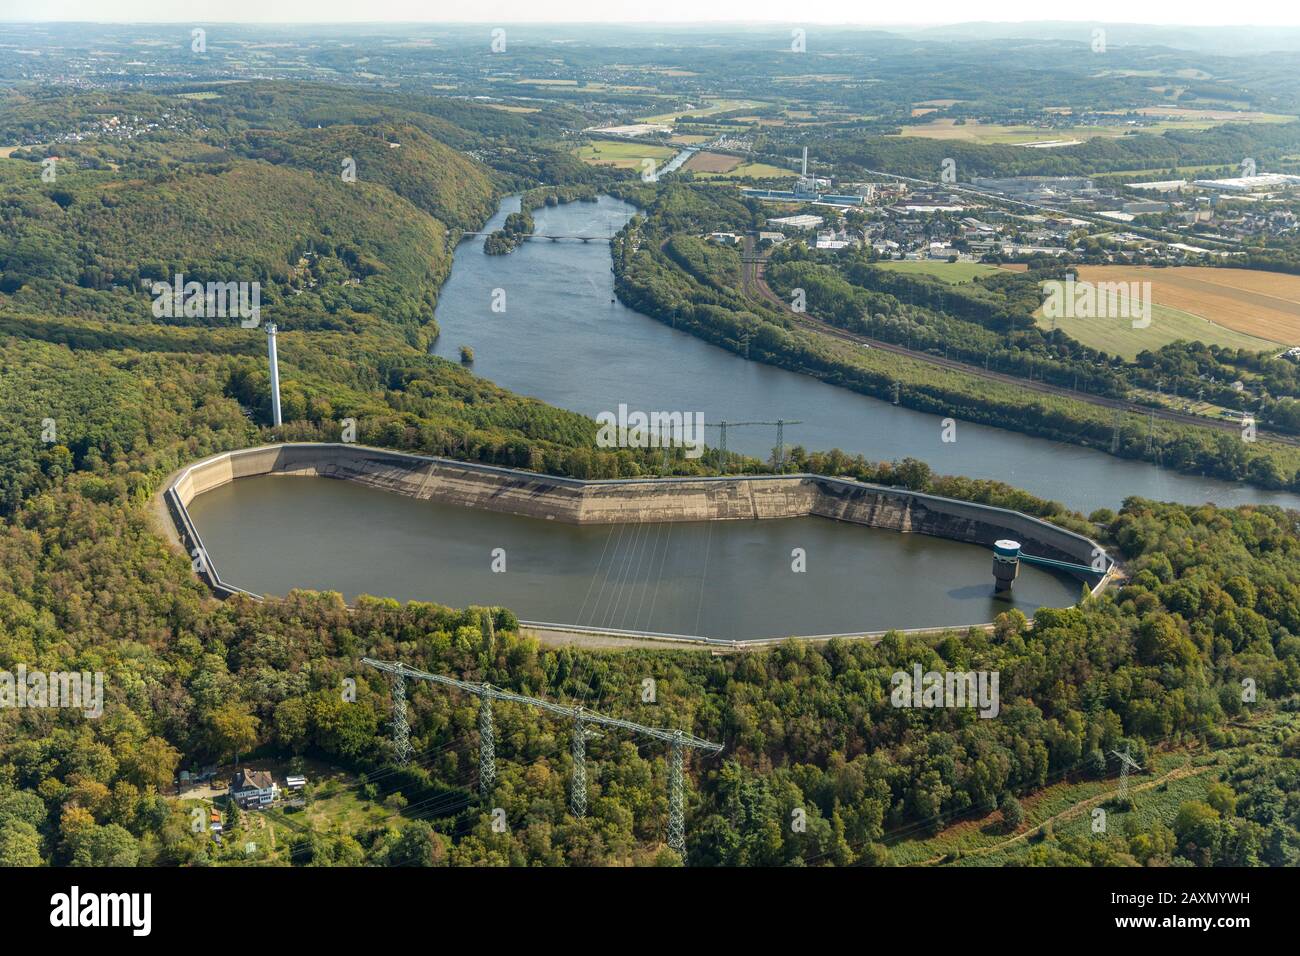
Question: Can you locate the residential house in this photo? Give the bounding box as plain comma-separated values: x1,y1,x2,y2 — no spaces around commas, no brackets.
230,769,278,809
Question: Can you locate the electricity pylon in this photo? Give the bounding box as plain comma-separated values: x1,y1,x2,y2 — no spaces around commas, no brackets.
705,419,804,472
570,707,601,817
391,673,412,765
667,731,686,854
1110,746,1143,801
362,658,723,854
478,692,495,799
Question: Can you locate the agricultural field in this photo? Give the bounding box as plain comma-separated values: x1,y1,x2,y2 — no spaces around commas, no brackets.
691,160,791,179
1096,162,1237,180
1031,265,1300,358
1037,302,1282,361
771,73,854,84
573,140,676,170
874,260,1004,283
682,150,742,174
893,119,1081,144
1133,105,1293,122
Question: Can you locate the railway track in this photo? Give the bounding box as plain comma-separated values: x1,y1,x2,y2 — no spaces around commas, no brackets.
744,257,1299,447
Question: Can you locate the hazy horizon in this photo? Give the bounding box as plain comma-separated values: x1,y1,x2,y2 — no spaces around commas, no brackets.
5,2,1300,29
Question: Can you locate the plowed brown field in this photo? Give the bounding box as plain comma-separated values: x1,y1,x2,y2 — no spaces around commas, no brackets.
683,151,742,173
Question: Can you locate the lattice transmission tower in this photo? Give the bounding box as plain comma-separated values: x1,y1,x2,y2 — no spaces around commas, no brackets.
1110,746,1144,801
363,658,723,857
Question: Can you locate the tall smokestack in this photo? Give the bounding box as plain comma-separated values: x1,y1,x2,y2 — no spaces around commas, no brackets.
802,146,808,177
267,324,282,427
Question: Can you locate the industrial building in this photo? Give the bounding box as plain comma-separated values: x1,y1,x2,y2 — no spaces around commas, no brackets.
767,214,824,231
1122,201,1171,215
741,147,867,206
1192,174,1300,193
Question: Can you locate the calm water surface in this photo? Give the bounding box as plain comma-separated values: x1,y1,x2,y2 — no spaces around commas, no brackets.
431,195,1300,513
188,475,1082,640
203,198,1299,635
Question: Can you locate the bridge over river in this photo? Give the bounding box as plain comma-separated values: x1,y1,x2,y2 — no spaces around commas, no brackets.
459,231,612,242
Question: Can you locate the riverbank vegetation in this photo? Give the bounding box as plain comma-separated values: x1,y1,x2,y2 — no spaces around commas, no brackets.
612,182,1300,492
765,251,1300,428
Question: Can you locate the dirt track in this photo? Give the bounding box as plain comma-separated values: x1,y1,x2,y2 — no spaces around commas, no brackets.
912,760,1210,866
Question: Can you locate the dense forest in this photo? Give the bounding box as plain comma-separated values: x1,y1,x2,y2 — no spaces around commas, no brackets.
3,338,1300,865
484,210,535,255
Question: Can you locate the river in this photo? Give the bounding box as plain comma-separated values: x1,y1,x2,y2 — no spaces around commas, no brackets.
431,195,1300,514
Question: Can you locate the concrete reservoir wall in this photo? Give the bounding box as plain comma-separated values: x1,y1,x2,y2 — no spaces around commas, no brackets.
167,443,1113,614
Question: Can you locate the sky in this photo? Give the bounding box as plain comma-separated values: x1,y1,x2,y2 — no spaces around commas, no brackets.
4,1,1300,28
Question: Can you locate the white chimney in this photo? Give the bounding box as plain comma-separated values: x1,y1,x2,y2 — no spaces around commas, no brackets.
267,324,282,427
802,146,808,177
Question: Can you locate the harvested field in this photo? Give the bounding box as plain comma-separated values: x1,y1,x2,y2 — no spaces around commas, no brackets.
694,161,789,179
683,151,742,174
1023,265,1300,358
1072,266,1300,344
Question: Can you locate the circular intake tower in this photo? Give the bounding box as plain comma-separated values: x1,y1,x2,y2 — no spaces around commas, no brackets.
992,539,1021,593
